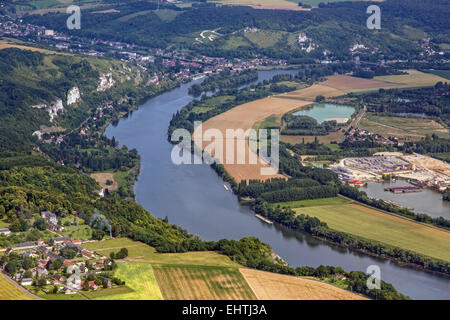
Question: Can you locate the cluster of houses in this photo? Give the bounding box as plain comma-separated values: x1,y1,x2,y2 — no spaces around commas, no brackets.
1,237,114,295
41,211,64,232
1,209,64,238
347,127,396,146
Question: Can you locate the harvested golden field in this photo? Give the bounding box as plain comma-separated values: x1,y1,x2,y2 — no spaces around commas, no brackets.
240,268,367,300
374,69,448,88
90,172,119,191
279,84,345,101
0,40,58,54
0,272,36,300
153,265,256,300
197,96,311,181
322,75,394,90
212,0,309,11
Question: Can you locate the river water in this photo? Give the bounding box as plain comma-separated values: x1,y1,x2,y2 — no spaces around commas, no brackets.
361,180,450,219
105,70,450,300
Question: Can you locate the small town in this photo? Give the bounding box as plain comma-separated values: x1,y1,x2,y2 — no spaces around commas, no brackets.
0,210,127,299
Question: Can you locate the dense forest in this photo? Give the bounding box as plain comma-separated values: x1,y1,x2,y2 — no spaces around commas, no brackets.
282,114,340,136
364,83,450,127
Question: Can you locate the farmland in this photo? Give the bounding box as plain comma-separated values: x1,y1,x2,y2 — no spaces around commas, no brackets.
373,69,448,90
269,196,352,209
78,238,372,300
360,114,450,142
81,238,240,266
0,273,35,300
211,0,308,11
293,203,450,262
197,95,311,181
240,268,367,300
0,39,59,54
95,263,163,300
152,265,256,300
90,172,119,191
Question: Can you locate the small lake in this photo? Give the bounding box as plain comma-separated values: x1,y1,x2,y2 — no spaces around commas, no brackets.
293,103,355,124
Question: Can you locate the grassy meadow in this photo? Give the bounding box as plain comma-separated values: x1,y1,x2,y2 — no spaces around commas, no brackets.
81,238,240,266
293,203,450,262
95,263,163,300
0,273,35,300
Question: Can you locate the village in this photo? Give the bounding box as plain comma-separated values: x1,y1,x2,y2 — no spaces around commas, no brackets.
0,15,288,83
0,210,127,298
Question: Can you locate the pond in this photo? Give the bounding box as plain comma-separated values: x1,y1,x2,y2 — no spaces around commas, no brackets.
293,103,356,124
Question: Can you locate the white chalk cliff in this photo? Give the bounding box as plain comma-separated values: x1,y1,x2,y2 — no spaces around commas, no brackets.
97,73,115,92
31,99,64,122
67,86,81,105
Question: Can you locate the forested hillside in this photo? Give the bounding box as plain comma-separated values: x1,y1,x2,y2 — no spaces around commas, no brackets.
23,0,450,61
0,48,146,156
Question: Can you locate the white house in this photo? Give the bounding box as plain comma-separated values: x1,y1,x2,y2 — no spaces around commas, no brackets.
21,278,33,286
0,228,11,236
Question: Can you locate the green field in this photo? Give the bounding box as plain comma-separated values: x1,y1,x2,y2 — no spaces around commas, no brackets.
439,43,450,52
427,70,450,80
81,286,134,299
294,203,450,262
243,30,285,48
360,113,450,141
0,219,9,228
0,273,35,300
82,238,240,266
95,263,163,300
36,292,86,300
222,36,251,50
61,217,92,240
270,197,352,208
153,265,256,300
374,69,448,89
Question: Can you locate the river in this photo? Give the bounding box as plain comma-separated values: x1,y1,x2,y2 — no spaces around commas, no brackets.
105,70,450,300
361,180,450,219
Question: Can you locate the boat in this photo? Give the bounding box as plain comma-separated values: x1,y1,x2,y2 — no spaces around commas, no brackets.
255,214,273,224
224,185,229,191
